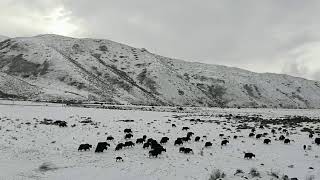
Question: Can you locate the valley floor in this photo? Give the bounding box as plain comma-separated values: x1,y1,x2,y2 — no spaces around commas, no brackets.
0,101,319,180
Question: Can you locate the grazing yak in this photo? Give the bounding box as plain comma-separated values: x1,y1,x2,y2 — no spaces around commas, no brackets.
182,127,190,131
315,138,320,145
205,142,212,147
174,139,184,146
179,147,185,153
183,148,193,154
249,133,255,137
182,136,191,142
116,157,123,162
153,146,166,154
195,136,201,142
142,135,147,140
244,153,255,159
115,143,124,151
279,135,286,141
284,139,291,144
263,139,271,144
179,147,193,154
255,134,262,139
172,124,176,127
221,140,229,146
78,144,92,151
107,136,114,141
124,141,135,147
136,138,144,144
143,142,150,149
95,142,109,153
124,128,132,133
150,142,164,151
309,134,314,138
160,137,169,144
149,150,160,158
125,133,133,139
187,132,194,137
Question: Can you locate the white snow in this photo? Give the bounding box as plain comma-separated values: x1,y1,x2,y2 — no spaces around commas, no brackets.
0,101,319,180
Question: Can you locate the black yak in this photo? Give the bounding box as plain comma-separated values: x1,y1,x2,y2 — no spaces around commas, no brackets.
182,127,189,131
279,135,285,141
284,139,291,144
263,139,271,144
116,156,123,162
107,136,114,141
183,148,193,154
187,132,194,138
95,142,109,153
149,150,160,158
309,134,314,138
115,143,124,151
142,135,147,140
124,128,132,133
195,136,200,142
179,147,185,153
249,133,255,137
136,138,144,144
174,139,183,146
78,144,92,151
160,137,169,144
255,134,262,139
143,142,150,149
182,136,191,142
221,140,229,146
124,141,135,147
125,133,133,139
205,142,212,147
244,153,255,159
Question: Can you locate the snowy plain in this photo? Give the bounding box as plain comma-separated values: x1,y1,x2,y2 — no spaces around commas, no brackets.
0,100,319,180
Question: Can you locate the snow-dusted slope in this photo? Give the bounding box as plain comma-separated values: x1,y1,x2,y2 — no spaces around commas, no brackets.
0,34,320,108
0,35,9,42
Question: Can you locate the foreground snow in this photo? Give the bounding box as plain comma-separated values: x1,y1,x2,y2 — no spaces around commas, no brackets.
0,102,319,180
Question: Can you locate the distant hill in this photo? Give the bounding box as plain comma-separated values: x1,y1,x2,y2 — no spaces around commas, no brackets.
1,34,320,108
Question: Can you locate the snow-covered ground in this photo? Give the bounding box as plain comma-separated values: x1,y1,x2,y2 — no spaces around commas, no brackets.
0,101,319,180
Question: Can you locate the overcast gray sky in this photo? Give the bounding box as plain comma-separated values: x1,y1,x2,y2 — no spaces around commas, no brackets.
1,0,320,81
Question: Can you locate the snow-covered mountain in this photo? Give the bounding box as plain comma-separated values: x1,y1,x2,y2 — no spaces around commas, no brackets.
1,34,320,108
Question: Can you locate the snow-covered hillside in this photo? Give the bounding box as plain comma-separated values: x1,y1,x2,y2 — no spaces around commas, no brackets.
1,34,320,108
0,35,9,42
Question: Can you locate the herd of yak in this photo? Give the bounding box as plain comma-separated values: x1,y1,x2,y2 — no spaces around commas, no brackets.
77,122,320,162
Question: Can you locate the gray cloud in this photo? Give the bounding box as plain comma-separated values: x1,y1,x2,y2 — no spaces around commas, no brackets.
1,0,320,80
